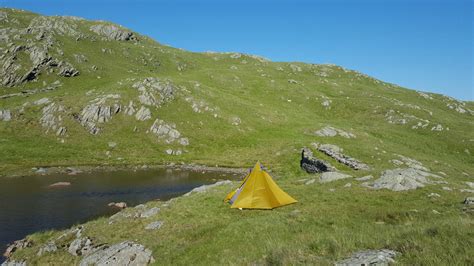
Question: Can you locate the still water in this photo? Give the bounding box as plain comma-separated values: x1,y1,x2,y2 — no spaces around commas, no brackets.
0,168,235,260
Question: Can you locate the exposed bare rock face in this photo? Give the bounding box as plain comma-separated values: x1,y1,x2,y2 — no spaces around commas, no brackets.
150,119,189,146
364,168,442,191
317,144,369,170
0,109,12,121
335,249,397,266
40,102,67,136
132,78,176,107
90,24,137,41
315,126,356,138
79,241,154,266
78,94,121,134
300,147,333,173
135,106,152,121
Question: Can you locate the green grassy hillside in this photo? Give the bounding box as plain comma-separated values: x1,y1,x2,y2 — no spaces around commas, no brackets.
1,8,473,265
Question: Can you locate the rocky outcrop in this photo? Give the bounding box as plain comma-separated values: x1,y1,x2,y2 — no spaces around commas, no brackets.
320,172,352,183
1,260,26,266
79,241,154,266
364,168,439,191
28,16,82,37
317,144,369,170
90,24,137,41
132,78,176,107
37,241,57,256
108,204,160,224
145,221,163,230
184,180,233,196
335,249,397,266
300,147,333,173
150,119,189,145
78,94,121,134
57,61,79,77
315,126,355,138
3,239,32,258
0,109,12,121
68,237,96,256
135,106,151,121
40,102,67,136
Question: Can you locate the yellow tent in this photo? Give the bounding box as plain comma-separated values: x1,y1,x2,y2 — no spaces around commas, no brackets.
224,162,297,209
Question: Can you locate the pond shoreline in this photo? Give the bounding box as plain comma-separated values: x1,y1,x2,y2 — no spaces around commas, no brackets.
0,163,247,179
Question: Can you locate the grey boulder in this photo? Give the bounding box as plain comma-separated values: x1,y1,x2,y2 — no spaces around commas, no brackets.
79,241,154,266
335,249,397,266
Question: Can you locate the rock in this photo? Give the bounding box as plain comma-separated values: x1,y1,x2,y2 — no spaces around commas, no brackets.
78,94,121,134
79,241,154,266
1,260,26,266
124,101,136,115
442,187,452,191
178,138,189,146
3,238,32,258
335,249,397,266
231,116,241,126
0,109,12,121
317,144,369,170
132,78,175,107
40,102,67,136
315,126,356,138
300,147,333,173
391,154,430,172
36,167,47,174
364,168,438,191
140,207,160,218
466,182,474,189
57,61,79,77
145,221,163,230
288,79,298,84
355,175,373,181
305,179,316,185
33,97,50,105
135,106,151,121
68,237,96,256
108,202,127,209
150,119,186,144
460,189,474,193
90,24,137,41
320,172,352,183
108,142,117,148
66,167,82,175
48,181,71,187
431,124,444,131
428,193,441,198
464,197,474,205
37,241,57,256
344,183,352,188
184,180,233,196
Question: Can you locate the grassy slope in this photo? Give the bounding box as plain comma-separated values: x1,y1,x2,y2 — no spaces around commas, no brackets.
1,8,473,264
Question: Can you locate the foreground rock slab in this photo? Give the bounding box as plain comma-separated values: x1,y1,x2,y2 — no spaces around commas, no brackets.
320,172,352,183
335,249,397,266
79,241,154,266
364,168,438,191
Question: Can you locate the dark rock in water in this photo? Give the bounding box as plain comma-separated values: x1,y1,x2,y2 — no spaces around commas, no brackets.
335,249,397,266
79,241,154,266
300,147,332,173
3,238,32,258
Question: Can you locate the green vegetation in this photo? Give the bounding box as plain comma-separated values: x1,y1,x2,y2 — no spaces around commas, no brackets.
1,8,473,265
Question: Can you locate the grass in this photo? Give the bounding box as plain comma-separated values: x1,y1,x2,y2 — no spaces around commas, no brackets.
1,8,473,265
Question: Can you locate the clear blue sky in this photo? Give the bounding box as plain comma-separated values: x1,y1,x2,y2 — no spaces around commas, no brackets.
2,0,473,100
